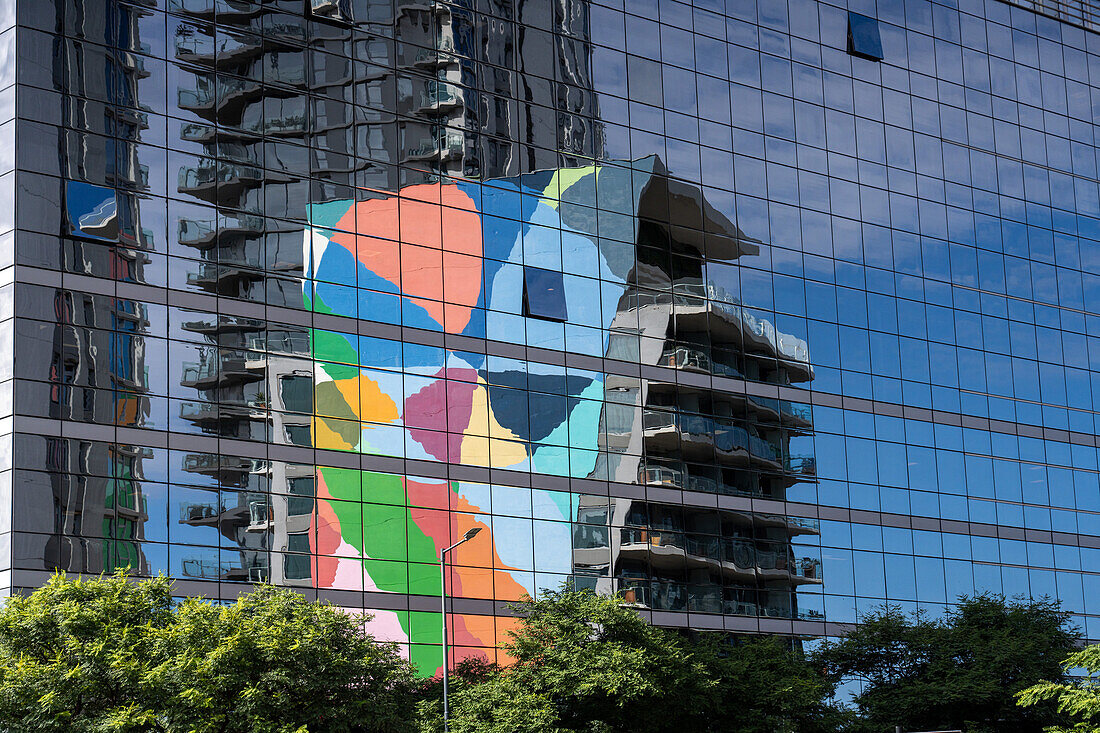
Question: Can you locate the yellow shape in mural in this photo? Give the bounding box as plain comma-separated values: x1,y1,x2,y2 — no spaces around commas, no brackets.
460,380,528,468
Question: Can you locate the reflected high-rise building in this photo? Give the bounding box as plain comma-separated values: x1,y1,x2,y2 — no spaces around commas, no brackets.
14,0,157,578
5,0,1100,672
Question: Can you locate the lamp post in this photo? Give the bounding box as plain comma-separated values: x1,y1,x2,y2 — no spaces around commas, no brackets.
440,526,481,732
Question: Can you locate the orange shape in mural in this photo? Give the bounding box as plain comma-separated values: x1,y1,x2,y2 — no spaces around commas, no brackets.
330,183,483,332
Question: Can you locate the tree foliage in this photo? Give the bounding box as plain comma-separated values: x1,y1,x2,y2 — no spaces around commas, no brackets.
0,572,419,732
690,634,850,733
439,587,841,733
1017,642,1100,733
814,595,1079,733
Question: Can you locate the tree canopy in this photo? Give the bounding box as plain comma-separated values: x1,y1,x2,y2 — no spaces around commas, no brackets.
1017,642,1100,733
0,572,419,732
814,595,1079,733
0,574,1084,733
440,587,841,733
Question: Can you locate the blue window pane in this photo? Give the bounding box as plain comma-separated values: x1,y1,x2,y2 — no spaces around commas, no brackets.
848,13,883,61
523,266,568,322
65,181,118,241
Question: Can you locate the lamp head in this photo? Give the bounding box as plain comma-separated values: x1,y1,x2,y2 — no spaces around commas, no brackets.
463,527,482,541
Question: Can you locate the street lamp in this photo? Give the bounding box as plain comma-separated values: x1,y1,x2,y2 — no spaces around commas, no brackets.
440,526,482,732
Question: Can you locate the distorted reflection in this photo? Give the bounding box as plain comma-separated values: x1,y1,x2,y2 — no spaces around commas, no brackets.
33,0,823,660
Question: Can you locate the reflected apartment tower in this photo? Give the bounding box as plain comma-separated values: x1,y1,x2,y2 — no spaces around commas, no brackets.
30,0,159,575
565,158,821,619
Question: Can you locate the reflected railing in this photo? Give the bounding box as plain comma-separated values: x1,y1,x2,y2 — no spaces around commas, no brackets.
617,528,821,582
180,358,218,385
617,578,797,617
179,502,222,522
418,81,462,109
660,345,710,373
173,0,260,15
786,516,821,533
181,556,268,582
181,556,238,579
178,214,265,245
248,501,273,531
182,453,263,474
627,281,811,370
178,163,263,191
642,409,781,464
641,456,815,496
178,401,219,423
785,456,817,475
405,130,464,160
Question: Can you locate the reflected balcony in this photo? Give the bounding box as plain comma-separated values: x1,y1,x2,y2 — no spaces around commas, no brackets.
177,214,264,250
638,462,684,489
616,578,688,612
725,599,758,616
181,556,239,580
180,352,264,389
666,280,813,380
785,455,816,476
686,473,718,494
182,453,259,477
792,557,823,583
247,501,274,532
178,501,224,525
174,34,212,63
785,516,821,534
171,0,260,19
659,345,711,374
404,130,464,162
177,218,217,248
178,400,222,426
177,33,263,66
409,36,457,68
643,409,782,469
184,262,266,293
179,122,216,143
417,81,463,111
178,163,263,200
261,113,308,137
619,527,687,566
180,555,267,582
742,394,814,430
620,528,811,585
177,77,264,117
722,538,755,570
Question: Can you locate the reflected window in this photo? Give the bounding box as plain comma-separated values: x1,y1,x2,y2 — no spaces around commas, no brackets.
311,0,353,22
523,267,568,322
65,182,118,241
847,13,883,61
279,374,313,413
284,425,312,446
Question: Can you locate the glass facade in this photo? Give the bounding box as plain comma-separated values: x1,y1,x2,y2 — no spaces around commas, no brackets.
4,0,1100,674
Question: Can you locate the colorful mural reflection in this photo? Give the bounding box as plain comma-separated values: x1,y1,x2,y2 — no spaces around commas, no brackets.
297,158,816,673
302,162,641,672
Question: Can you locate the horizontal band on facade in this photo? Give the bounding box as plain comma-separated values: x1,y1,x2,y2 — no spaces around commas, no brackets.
14,264,1100,451
9,415,1100,552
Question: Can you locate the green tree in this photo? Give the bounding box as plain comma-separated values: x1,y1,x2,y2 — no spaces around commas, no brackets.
690,634,851,733
0,572,419,732
815,595,1078,733
439,587,840,733
1017,642,1100,733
